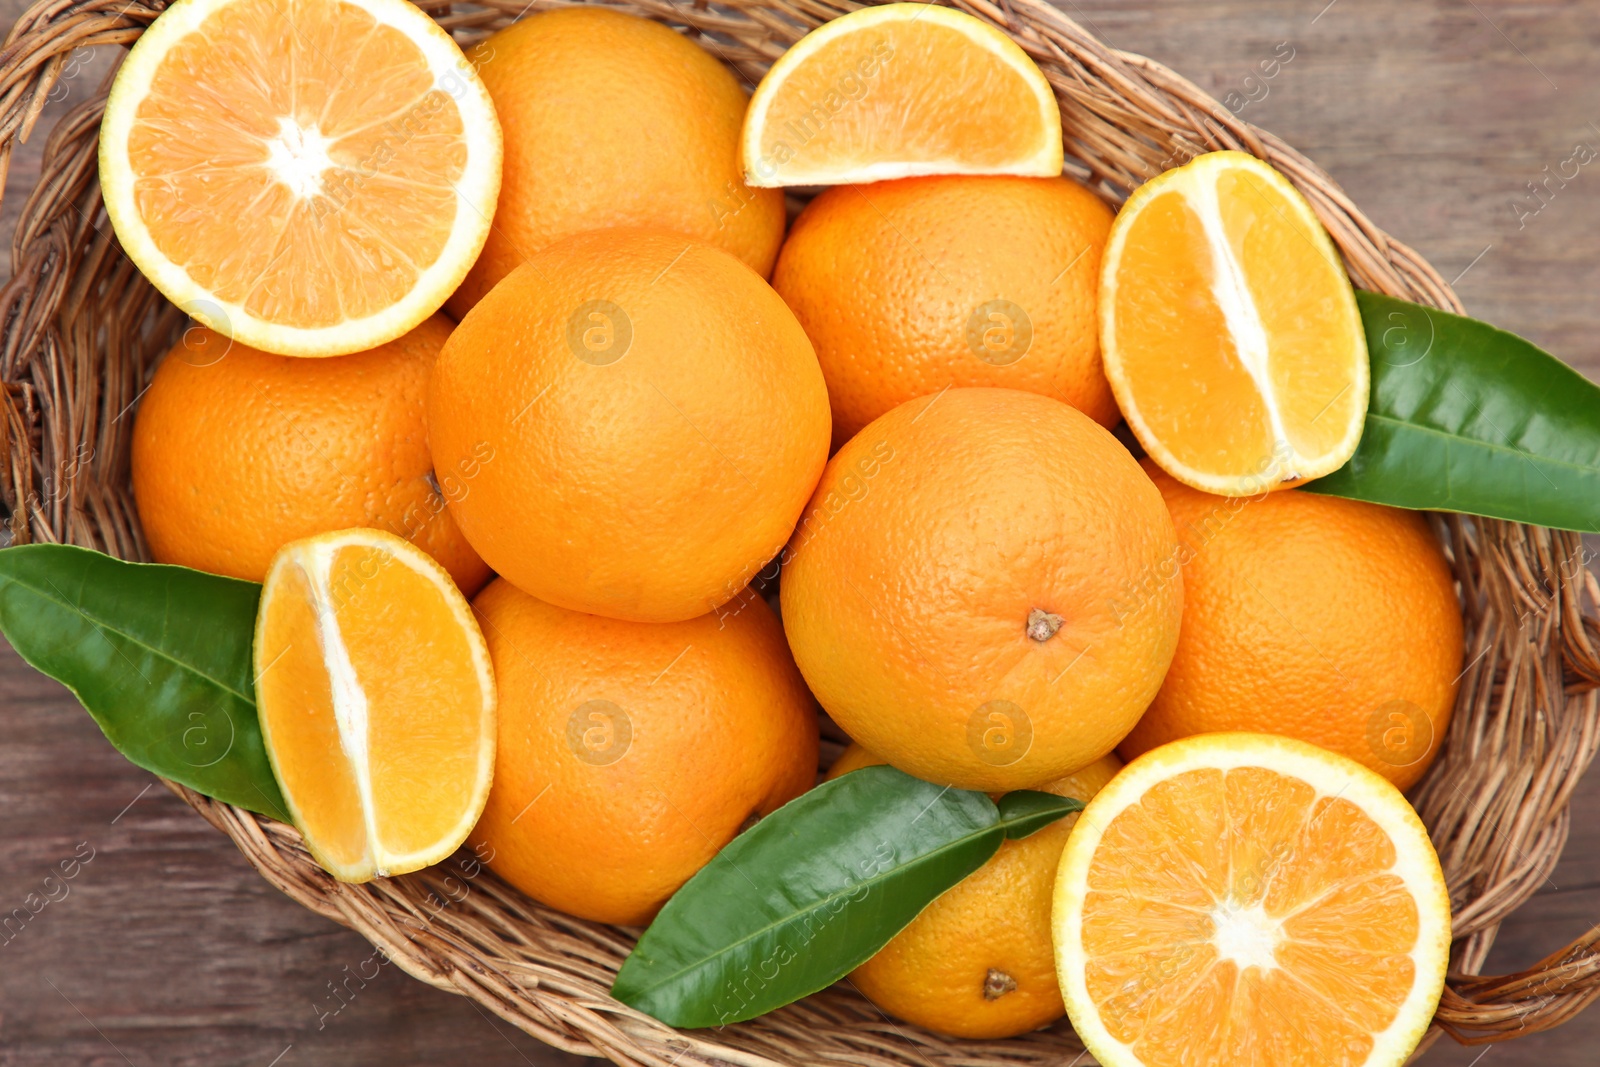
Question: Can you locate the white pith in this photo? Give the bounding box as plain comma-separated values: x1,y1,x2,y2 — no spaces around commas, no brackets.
740,3,1063,187
98,0,502,357
1053,733,1452,1067
1210,901,1282,973
299,537,385,875
254,529,497,884
265,117,337,200
1098,152,1370,495
1188,170,1297,480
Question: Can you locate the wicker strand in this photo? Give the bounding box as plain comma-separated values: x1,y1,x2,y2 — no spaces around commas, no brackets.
4,1,1599,1062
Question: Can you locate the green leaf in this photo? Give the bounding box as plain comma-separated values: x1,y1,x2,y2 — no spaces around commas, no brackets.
612,766,1002,1028
1308,291,1600,532
0,544,289,822
997,790,1084,840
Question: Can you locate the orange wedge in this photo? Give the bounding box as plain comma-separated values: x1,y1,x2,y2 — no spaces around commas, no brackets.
1101,151,1368,495
742,4,1062,187
99,0,501,357
254,529,496,882
1054,733,1451,1067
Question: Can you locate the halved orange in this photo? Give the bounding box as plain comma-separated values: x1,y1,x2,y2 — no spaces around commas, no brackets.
1101,151,1369,495
100,0,501,357
742,4,1062,187
1054,733,1451,1067
254,528,496,881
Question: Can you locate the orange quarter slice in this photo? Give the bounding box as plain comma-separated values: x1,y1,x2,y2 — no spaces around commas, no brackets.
100,0,501,357
254,529,496,881
1054,733,1451,1067
742,3,1062,187
1101,151,1369,495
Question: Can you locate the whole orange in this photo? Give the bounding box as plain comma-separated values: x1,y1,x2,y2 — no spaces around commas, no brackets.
429,228,830,623
780,388,1182,792
446,8,785,317
131,318,488,592
467,579,819,925
1119,464,1464,790
772,175,1117,449
827,745,1121,1039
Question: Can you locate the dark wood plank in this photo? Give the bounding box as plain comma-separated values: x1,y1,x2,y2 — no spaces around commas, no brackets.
2,1,1597,1064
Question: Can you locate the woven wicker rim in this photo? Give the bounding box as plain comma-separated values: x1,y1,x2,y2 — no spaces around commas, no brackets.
4,1,1600,1062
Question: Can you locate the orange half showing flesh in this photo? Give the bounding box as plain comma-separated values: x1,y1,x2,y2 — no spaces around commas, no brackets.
1101,152,1368,495
1054,733,1451,1067
99,0,501,357
254,528,496,881
742,3,1062,187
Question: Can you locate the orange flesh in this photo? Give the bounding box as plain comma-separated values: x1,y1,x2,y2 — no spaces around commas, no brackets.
1111,190,1276,477
1217,170,1363,460
327,545,485,857
126,0,465,327
257,541,489,874
1110,172,1363,484
256,562,368,870
756,21,1049,173
1082,767,1419,1065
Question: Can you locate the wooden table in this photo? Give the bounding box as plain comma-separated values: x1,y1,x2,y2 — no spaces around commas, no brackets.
3,1,1597,1063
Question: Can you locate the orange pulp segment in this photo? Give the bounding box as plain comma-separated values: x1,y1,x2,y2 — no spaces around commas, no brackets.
1054,733,1451,1067
742,3,1062,187
1100,151,1368,495
100,0,501,357
254,528,496,881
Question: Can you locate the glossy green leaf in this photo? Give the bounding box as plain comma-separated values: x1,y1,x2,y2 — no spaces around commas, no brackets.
613,766,1012,1028
0,544,289,821
1308,291,1600,532
997,790,1084,840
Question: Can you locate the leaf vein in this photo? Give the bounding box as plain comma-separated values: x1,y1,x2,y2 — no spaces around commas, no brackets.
2,576,255,705
1363,412,1600,477
621,823,998,1001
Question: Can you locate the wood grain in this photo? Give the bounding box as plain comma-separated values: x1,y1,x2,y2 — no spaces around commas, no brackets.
2,0,1597,1063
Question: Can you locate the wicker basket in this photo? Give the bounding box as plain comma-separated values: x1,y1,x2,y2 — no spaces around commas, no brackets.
4,0,1600,1062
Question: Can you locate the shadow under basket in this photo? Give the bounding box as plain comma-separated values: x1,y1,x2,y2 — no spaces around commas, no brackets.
4,0,1600,1063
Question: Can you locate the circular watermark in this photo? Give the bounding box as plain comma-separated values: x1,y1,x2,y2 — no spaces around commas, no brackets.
966,700,1033,767
1364,699,1433,768
175,298,233,367
566,300,632,366
1378,305,1437,369
566,699,632,766
180,707,237,768
964,300,1032,367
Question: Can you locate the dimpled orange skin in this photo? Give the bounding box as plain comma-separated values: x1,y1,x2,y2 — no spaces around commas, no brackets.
780,388,1182,792
446,8,785,318
467,579,819,925
430,228,830,623
1119,462,1464,790
772,175,1118,450
131,317,488,592
828,745,1121,1039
